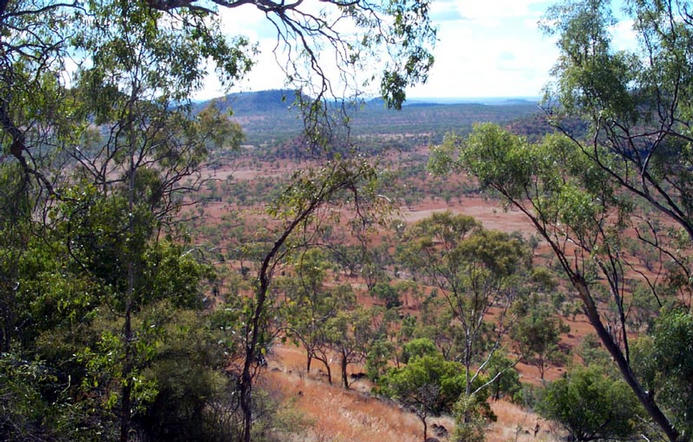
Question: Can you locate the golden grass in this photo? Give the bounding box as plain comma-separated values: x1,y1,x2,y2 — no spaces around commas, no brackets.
263,345,560,442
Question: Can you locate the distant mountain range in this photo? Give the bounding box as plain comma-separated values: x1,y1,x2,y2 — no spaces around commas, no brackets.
195,89,539,113
194,89,542,148
194,89,305,115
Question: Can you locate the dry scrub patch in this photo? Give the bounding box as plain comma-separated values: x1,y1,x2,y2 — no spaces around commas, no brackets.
263,345,555,442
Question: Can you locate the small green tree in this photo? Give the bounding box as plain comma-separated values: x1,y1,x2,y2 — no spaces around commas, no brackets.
537,365,643,441
365,338,395,382
511,297,569,380
371,282,402,310
398,212,530,396
325,307,378,389
283,248,352,376
485,351,521,402
378,352,467,442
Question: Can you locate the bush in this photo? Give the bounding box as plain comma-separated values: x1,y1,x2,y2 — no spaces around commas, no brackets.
536,365,643,441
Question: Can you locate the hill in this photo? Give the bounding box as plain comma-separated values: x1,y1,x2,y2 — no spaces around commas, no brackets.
195,90,542,149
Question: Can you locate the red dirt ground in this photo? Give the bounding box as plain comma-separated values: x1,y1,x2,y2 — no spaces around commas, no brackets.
194,159,648,441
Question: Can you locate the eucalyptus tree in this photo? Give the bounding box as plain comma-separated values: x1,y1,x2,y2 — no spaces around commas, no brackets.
283,248,355,380
325,305,380,389
378,346,493,442
428,0,693,438
2,1,437,440
397,212,531,397
236,158,390,439
2,0,436,185
378,351,467,442
510,295,569,380
540,0,693,241
429,123,684,440
537,365,644,441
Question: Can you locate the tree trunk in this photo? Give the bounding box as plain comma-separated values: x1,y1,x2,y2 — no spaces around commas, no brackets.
421,415,427,442
539,360,545,381
120,100,136,442
120,307,132,442
239,365,253,442
320,358,332,384
514,204,683,442
573,278,681,442
341,352,349,389
306,354,312,373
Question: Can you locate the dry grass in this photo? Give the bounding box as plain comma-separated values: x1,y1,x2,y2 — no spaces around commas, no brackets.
263,345,558,442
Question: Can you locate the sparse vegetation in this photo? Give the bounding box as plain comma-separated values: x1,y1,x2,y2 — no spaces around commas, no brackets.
2,0,692,441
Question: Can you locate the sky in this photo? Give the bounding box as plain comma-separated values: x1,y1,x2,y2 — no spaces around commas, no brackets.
193,0,636,101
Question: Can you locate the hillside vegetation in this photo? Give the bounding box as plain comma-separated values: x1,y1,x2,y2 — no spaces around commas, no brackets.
1,1,692,442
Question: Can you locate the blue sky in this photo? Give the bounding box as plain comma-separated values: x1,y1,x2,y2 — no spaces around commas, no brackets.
194,0,636,100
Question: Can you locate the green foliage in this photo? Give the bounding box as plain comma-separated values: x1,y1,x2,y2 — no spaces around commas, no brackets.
633,310,693,438
365,339,395,381
540,0,693,244
371,282,402,309
282,248,357,380
378,353,466,417
511,296,569,380
134,309,234,441
576,333,610,366
430,119,686,438
485,351,521,402
325,306,379,387
0,0,441,440
379,351,493,441
0,352,99,442
401,337,439,364
398,211,530,396
537,365,644,441
452,393,494,442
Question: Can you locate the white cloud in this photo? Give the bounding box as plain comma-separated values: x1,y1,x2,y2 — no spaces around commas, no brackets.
407,0,557,98
610,19,638,51
459,0,548,20
194,0,561,100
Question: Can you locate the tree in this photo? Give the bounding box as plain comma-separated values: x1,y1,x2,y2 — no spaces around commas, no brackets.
235,157,390,439
633,310,693,439
398,212,530,396
485,351,521,402
2,1,436,191
371,282,402,309
540,0,693,241
283,248,351,376
0,164,34,353
537,365,644,441
510,296,569,380
2,1,437,440
378,352,470,442
325,306,378,389
532,2,693,436
365,338,395,381
430,122,685,441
